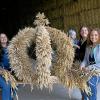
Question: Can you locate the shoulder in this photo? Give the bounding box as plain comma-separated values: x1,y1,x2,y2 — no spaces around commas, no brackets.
84,46,91,54
96,44,100,51
86,46,91,50
97,44,100,47
94,44,100,50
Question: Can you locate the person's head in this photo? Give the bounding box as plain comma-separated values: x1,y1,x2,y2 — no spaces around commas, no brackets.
68,29,77,39
0,33,8,47
80,26,89,39
87,28,100,46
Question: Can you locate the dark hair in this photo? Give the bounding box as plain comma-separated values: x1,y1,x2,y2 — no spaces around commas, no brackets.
0,44,3,61
79,26,90,39
0,33,9,45
0,33,9,61
87,28,100,46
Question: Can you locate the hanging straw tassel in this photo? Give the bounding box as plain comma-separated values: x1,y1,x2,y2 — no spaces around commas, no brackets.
35,25,57,90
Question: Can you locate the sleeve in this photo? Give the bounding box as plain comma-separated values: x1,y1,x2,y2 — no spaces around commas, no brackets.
80,47,88,68
87,64,100,71
87,46,100,71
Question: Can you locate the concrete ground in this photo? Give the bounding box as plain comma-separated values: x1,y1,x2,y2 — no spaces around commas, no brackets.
15,83,81,100
15,83,100,100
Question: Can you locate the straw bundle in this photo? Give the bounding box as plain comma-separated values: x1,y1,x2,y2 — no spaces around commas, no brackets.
0,69,17,90
8,13,57,90
46,25,92,94
46,26,75,87
8,12,100,94
35,25,57,90
8,27,36,84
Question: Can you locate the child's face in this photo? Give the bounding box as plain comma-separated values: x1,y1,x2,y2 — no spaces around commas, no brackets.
70,32,76,39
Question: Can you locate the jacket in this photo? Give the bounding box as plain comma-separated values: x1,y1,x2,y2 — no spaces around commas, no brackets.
81,44,100,71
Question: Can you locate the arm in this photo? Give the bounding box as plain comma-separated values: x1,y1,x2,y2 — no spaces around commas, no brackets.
87,63,100,71
73,44,80,49
80,47,88,69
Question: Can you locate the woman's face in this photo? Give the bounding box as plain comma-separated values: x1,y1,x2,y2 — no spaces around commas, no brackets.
80,27,89,39
90,30,99,44
0,33,8,44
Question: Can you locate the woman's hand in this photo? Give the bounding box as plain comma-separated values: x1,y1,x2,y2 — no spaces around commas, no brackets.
74,45,80,49
80,67,90,73
0,67,5,74
77,45,80,49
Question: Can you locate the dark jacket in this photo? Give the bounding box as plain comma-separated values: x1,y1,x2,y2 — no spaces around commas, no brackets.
75,40,87,61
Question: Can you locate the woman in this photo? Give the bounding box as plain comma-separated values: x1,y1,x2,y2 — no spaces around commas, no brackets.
0,33,12,100
0,33,10,70
76,26,89,61
80,28,100,100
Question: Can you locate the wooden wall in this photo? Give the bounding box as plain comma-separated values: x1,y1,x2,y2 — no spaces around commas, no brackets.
64,0,100,32
36,0,100,33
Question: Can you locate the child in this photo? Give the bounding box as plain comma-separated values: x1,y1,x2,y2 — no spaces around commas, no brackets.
68,29,80,49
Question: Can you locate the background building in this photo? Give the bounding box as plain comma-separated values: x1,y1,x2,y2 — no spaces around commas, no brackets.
0,0,100,37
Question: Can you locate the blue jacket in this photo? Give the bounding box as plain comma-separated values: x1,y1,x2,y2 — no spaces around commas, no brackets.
0,47,10,70
81,44,100,71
